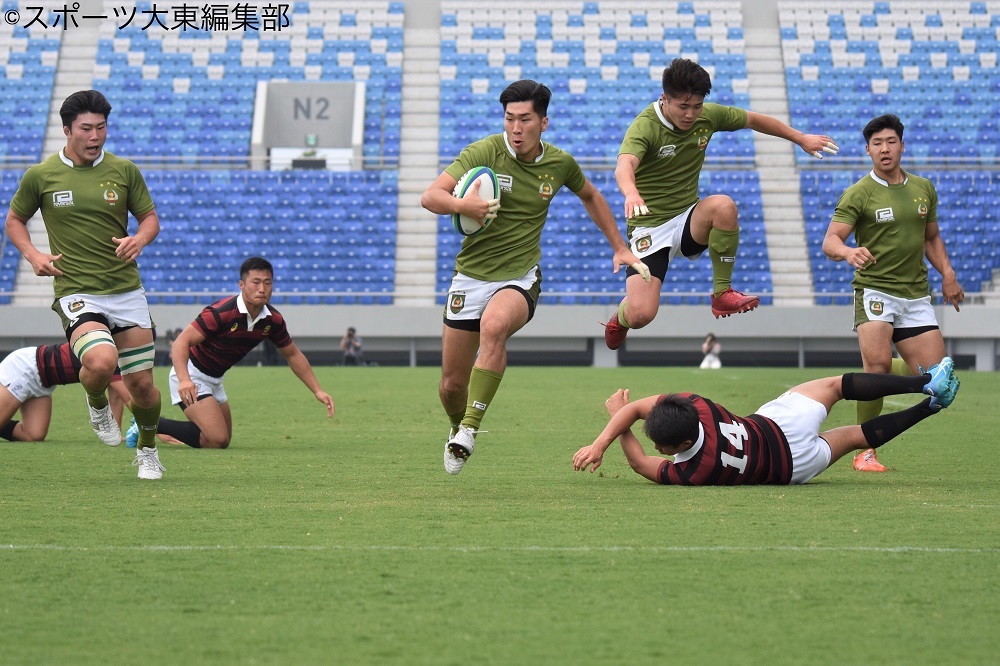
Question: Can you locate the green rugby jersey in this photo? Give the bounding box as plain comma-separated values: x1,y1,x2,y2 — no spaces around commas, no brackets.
10,150,155,298
619,102,747,228
444,133,586,281
831,170,937,299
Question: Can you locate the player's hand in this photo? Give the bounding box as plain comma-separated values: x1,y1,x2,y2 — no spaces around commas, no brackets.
316,390,335,417
113,235,145,263
845,247,875,270
941,277,964,312
801,134,839,160
28,251,63,277
573,444,605,473
177,379,198,407
460,179,500,226
612,248,651,282
623,193,650,220
605,388,630,417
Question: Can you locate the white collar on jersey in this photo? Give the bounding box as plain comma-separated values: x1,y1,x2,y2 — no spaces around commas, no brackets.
236,292,271,331
503,131,546,162
671,422,705,464
868,170,908,187
653,101,677,131
58,149,105,167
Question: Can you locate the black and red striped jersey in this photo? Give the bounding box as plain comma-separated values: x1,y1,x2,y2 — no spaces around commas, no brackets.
35,343,82,388
657,393,793,486
188,296,293,378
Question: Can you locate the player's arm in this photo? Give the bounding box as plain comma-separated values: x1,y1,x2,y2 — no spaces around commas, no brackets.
113,209,160,264
573,390,659,472
575,179,647,279
278,342,335,417
745,111,839,160
618,429,665,483
614,153,650,221
4,207,63,276
924,221,964,312
822,221,875,269
171,324,206,406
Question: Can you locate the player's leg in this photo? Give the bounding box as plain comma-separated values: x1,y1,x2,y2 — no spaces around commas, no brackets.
16,396,52,441
0,384,26,441
162,396,231,448
69,320,121,445
853,318,896,471
440,324,479,434
689,195,759,317
821,394,942,467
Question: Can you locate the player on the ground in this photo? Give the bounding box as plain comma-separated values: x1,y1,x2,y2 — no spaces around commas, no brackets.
126,256,334,449
420,79,646,475
822,113,964,473
605,58,839,349
0,342,130,442
573,359,959,485
4,89,164,479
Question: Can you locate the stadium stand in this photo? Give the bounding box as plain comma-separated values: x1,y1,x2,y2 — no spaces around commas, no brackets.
435,1,772,305
783,2,1000,303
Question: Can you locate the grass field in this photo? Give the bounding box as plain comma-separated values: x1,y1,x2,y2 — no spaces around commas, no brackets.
2,365,998,665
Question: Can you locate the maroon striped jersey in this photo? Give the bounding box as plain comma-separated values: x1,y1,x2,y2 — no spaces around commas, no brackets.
657,393,793,486
188,296,293,378
35,343,82,388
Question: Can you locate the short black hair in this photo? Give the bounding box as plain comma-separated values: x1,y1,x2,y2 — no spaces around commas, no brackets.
499,79,551,117
240,256,273,280
863,114,904,143
60,90,113,129
661,58,712,99
643,394,701,449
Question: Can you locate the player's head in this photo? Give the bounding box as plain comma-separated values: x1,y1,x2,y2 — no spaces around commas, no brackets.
499,80,550,161
659,59,712,130
239,256,274,307
643,394,700,454
60,90,112,165
863,114,905,173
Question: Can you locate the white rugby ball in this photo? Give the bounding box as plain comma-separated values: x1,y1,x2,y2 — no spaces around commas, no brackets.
451,166,501,237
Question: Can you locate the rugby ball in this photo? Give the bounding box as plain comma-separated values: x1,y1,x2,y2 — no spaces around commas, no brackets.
451,166,501,237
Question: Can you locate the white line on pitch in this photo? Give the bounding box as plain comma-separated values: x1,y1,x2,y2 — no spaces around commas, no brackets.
1,544,998,554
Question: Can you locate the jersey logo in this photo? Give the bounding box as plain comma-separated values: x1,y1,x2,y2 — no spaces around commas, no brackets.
52,191,74,207
875,207,894,223
869,299,884,316
68,299,85,313
657,145,677,158
634,234,653,254
496,173,513,193
449,292,466,314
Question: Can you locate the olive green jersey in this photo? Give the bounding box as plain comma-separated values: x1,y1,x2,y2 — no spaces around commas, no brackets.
831,170,938,299
619,102,747,228
444,133,586,281
10,150,155,298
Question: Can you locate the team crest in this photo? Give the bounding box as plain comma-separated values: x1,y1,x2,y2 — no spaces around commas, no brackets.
869,299,884,316
538,181,554,199
634,234,653,254
103,189,119,205
657,145,676,158
230,322,239,332
449,292,466,314
917,203,928,216
263,325,271,336
697,136,709,151
68,299,85,313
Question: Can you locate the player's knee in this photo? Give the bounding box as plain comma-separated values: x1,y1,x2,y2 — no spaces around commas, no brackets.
124,374,159,406
704,195,738,228
627,309,655,329
201,432,230,449
21,423,48,441
440,375,467,398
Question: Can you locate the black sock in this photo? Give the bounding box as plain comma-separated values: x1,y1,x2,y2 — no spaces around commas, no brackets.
0,420,18,441
157,417,202,448
842,372,927,401
861,398,937,449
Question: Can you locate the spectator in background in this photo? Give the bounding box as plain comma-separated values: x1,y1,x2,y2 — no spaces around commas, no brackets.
340,327,364,366
700,333,721,369
822,113,964,473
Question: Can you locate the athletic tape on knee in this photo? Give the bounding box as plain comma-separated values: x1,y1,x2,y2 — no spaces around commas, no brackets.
72,329,116,360
117,343,155,374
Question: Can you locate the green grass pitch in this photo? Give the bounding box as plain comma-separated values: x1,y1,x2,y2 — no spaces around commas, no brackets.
2,365,998,664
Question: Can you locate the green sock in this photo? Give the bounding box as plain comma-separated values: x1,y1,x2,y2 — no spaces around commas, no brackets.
856,358,913,424
462,367,504,431
616,299,630,328
130,399,162,448
85,389,109,410
708,227,740,294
